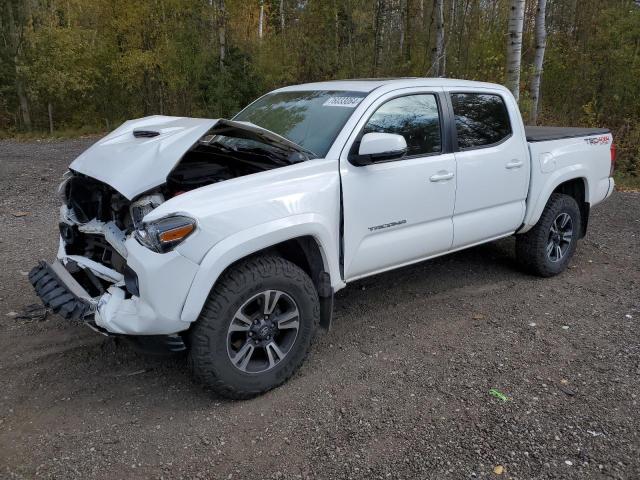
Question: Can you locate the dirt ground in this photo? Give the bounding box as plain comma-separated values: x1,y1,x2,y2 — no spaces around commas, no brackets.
0,138,639,480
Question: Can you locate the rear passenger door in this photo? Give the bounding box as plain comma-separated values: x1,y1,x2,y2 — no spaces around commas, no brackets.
445,90,529,248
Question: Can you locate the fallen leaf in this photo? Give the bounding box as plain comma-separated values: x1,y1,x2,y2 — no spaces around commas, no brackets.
489,389,509,402
11,211,29,217
493,465,504,475
472,313,485,320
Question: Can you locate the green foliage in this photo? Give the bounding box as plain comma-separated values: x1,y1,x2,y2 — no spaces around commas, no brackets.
0,0,639,184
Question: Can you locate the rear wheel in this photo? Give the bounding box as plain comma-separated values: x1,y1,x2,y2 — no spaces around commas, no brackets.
188,255,319,399
516,193,582,277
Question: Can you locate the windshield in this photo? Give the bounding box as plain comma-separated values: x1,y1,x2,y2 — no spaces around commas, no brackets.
233,90,368,157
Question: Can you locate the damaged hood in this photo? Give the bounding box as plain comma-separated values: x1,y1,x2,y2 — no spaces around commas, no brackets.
70,115,311,200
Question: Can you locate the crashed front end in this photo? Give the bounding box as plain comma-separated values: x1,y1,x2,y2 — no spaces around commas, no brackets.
30,173,199,342
29,115,311,343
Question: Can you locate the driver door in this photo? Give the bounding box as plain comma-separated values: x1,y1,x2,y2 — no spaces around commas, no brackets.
340,89,457,281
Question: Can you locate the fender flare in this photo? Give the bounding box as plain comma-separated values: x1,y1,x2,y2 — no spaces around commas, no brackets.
520,166,590,233
179,213,343,324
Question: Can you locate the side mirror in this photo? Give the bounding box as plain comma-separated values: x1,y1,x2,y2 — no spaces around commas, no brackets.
350,133,407,166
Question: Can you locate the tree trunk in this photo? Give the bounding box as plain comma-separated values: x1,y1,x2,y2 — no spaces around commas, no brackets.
403,0,412,62
16,76,32,131
258,2,264,40
218,0,226,70
373,0,386,75
505,0,526,103
529,0,547,125
399,0,406,55
334,0,339,66
449,0,456,34
347,0,355,73
430,0,444,77
7,2,32,130
48,102,54,134
280,0,285,32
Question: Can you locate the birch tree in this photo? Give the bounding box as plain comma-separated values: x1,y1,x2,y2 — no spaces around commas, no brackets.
505,0,526,102
430,0,445,77
373,0,386,75
258,1,264,40
280,0,285,32
529,0,547,125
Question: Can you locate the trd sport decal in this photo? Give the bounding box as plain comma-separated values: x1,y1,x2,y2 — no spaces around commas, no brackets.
584,136,610,146
368,220,407,232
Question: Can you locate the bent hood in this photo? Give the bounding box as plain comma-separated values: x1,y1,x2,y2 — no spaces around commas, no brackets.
70,115,310,200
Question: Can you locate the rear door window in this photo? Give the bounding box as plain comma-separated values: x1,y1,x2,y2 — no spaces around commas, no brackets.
451,93,512,150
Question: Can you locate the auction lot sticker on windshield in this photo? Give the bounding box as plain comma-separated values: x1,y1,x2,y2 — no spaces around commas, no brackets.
323,96,363,107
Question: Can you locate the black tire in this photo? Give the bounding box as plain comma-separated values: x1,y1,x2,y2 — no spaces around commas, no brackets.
516,193,582,277
188,255,320,399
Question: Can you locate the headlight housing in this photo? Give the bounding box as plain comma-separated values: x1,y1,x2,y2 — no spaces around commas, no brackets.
134,215,196,253
57,171,73,204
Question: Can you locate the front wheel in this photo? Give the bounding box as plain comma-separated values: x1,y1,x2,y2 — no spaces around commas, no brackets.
188,255,320,399
516,193,582,277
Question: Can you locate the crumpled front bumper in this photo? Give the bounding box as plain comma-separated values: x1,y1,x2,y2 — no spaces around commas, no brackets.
29,260,96,320
30,237,200,336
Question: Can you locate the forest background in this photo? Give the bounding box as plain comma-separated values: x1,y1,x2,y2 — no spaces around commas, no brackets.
1,0,639,186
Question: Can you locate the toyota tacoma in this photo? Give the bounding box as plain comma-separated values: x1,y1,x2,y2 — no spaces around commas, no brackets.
30,78,616,398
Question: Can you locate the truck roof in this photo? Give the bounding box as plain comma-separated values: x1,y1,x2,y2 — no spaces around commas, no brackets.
275,78,507,93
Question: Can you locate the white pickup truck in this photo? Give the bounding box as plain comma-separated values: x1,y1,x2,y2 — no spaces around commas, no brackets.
30,78,616,398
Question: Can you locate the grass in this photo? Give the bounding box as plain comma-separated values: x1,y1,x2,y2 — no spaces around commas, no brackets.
614,172,640,192
0,126,105,141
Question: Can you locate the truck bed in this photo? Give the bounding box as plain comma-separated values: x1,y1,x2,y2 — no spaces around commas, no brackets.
525,126,610,143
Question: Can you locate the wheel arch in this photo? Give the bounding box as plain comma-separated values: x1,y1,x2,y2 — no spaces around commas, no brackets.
180,215,342,328
521,172,590,235
552,178,589,237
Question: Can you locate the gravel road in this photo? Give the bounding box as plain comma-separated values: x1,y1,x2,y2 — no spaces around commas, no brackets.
1,139,639,479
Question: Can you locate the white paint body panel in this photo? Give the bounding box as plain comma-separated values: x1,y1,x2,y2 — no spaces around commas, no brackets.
521,134,614,232
53,78,614,335
338,87,456,280
70,116,218,199
443,85,530,249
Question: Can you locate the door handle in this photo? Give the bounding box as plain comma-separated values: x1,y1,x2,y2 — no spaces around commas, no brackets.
429,171,455,182
506,160,524,169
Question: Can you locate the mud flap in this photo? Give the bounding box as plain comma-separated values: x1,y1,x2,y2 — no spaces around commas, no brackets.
29,261,93,321
317,271,334,331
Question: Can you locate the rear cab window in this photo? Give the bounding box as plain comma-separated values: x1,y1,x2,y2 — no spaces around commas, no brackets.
450,93,512,150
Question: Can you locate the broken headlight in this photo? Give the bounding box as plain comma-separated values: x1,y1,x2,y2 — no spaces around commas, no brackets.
57,171,73,204
134,215,196,253
130,193,165,230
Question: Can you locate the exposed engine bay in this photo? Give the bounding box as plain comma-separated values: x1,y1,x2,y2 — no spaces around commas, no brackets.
57,122,311,298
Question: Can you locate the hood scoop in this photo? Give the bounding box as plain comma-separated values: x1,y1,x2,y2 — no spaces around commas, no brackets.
133,129,161,138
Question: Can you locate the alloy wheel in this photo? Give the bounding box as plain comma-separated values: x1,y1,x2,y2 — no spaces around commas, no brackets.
226,290,300,374
546,212,573,263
